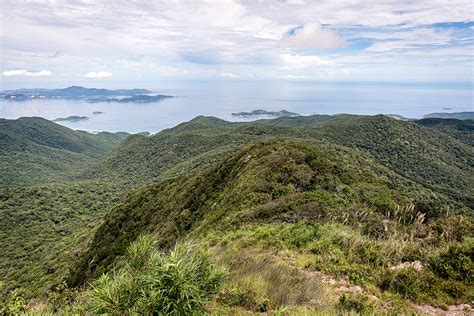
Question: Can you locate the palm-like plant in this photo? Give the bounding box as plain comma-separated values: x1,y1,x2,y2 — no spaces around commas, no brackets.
88,235,227,315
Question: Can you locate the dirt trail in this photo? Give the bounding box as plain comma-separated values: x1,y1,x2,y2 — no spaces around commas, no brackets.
277,250,473,315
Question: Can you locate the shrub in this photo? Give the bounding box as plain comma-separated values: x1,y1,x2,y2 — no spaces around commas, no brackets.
88,235,227,315
430,243,473,281
0,288,28,315
46,281,78,312
338,292,376,314
362,215,392,239
216,287,258,310
378,268,422,300
428,216,473,242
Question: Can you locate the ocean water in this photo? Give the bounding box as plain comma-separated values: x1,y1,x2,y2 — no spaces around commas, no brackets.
0,81,472,133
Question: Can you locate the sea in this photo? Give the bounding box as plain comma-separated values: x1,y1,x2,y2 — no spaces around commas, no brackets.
0,81,472,133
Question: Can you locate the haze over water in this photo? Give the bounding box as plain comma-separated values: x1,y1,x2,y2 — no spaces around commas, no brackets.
1,81,472,133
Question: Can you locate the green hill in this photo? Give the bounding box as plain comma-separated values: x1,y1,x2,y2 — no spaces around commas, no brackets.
0,117,128,186
415,118,474,146
313,116,474,209
0,114,472,314
0,117,130,297
84,115,473,210
69,140,473,311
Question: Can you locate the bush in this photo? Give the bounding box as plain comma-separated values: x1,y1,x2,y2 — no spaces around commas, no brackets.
427,216,473,242
216,287,258,310
88,235,227,315
46,281,78,312
338,292,376,314
430,243,473,281
378,268,423,300
362,215,393,239
0,288,28,315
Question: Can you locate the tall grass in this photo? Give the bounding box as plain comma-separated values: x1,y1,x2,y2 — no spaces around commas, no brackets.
87,235,227,315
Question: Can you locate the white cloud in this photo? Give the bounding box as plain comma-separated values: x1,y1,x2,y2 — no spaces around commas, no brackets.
285,22,345,49
285,0,305,4
0,0,472,82
219,71,239,78
279,54,336,69
279,74,310,79
2,69,52,77
84,71,113,79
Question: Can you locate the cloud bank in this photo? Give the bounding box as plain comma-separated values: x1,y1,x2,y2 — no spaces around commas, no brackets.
1,0,472,82
219,71,239,78
2,70,52,77
84,71,113,79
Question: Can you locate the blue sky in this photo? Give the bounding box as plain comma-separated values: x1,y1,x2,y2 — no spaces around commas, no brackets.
1,0,473,85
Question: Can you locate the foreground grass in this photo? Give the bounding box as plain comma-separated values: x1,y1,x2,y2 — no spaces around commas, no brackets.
207,221,473,309
2,235,227,315
2,221,472,314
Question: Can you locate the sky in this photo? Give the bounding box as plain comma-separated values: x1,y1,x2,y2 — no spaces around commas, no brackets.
1,0,473,85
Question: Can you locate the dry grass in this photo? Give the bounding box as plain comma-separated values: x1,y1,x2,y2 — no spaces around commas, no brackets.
214,247,333,312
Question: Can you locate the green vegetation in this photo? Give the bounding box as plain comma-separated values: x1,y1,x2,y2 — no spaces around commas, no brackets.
416,118,474,146
0,114,472,314
0,117,128,186
84,115,473,211
87,235,226,315
3,236,226,315
209,221,472,307
0,181,126,297
338,292,376,314
68,140,472,311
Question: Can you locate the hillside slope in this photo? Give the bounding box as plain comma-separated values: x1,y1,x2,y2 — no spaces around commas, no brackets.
84,115,473,210
0,114,472,313
69,140,473,311
0,117,128,186
70,139,469,283
315,116,474,209
415,118,474,146
0,181,126,295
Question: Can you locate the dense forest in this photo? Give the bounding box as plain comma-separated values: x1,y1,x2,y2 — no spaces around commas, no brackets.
0,115,472,314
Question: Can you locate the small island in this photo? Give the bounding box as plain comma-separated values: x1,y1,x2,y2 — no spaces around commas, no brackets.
53,116,89,122
232,109,300,118
92,111,104,115
422,112,474,120
86,94,173,103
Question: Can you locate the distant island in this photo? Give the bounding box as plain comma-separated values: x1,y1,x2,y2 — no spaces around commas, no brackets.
92,111,104,115
232,109,300,118
86,94,173,103
53,116,89,122
0,86,173,103
422,112,474,120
